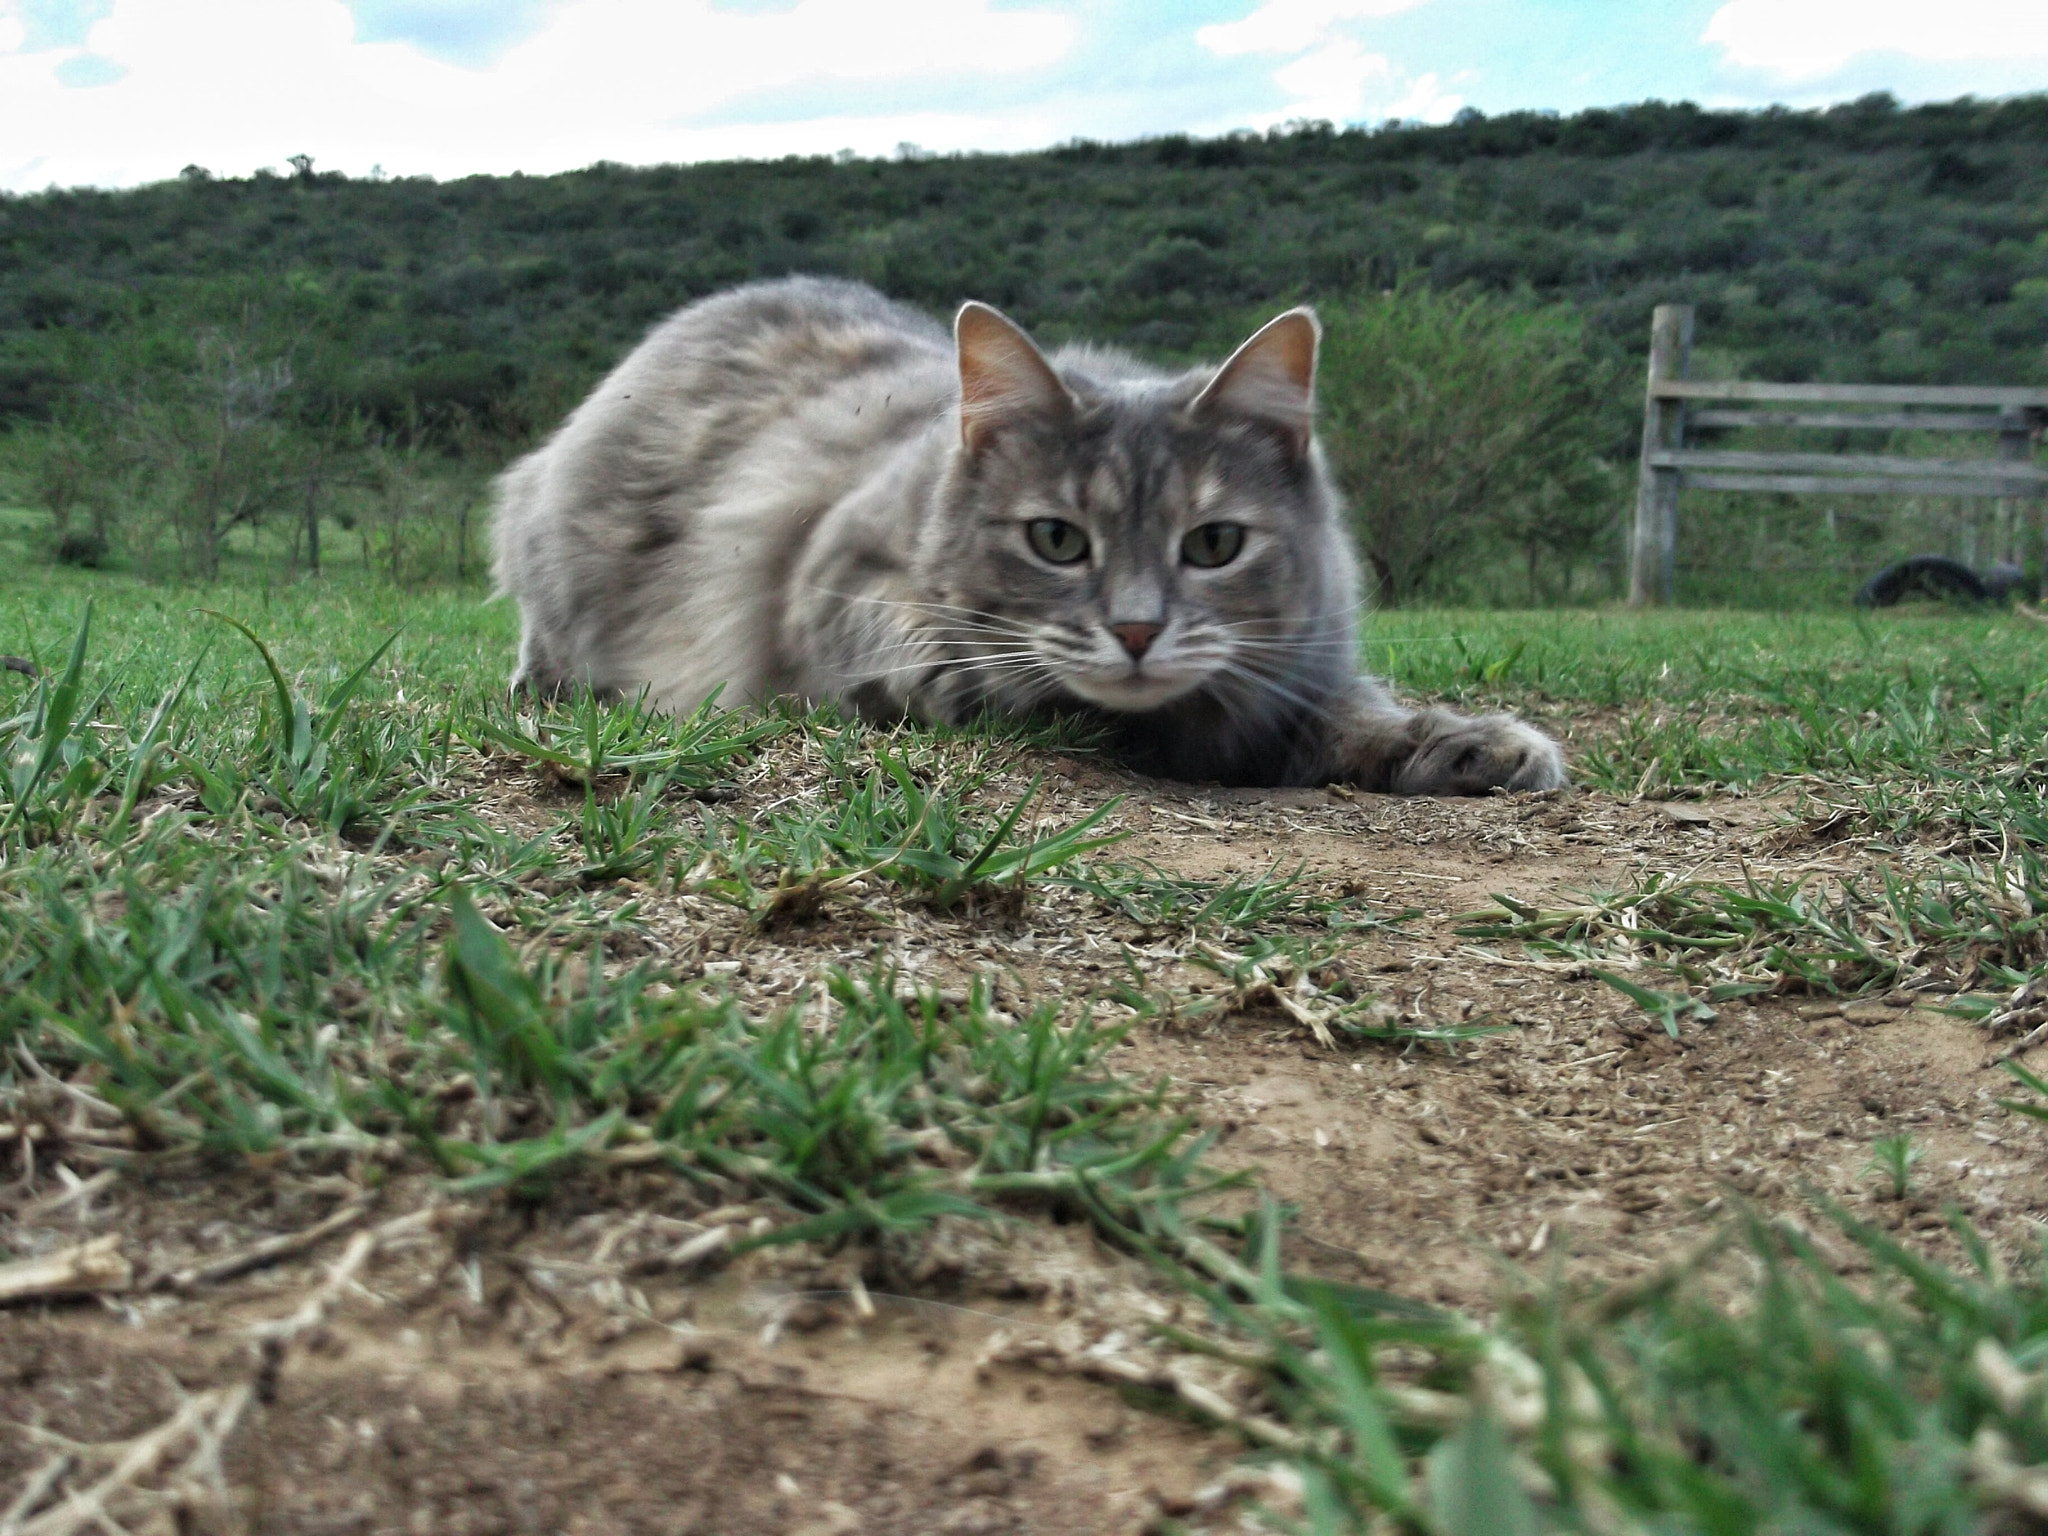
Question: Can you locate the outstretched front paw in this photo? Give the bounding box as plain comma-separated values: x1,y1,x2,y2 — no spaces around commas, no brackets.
1395,711,1566,796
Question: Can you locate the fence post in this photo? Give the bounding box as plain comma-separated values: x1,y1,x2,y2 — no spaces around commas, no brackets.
1630,304,1693,606
1996,405,2031,567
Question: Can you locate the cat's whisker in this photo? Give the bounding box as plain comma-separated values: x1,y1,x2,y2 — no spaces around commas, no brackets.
812,602,1046,656
945,663,1064,688
1196,628,1336,650
1216,657,1330,720
916,628,1045,649
1231,595,1373,626
854,651,1049,682
1216,620,1353,641
857,609,1036,637
815,589,1039,632
986,665,1068,709
1214,621,1357,649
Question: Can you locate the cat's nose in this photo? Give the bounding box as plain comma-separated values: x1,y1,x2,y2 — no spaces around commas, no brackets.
1111,623,1162,659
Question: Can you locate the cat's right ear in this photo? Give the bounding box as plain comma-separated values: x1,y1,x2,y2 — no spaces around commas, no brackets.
1192,307,1320,456
955,302,1076,451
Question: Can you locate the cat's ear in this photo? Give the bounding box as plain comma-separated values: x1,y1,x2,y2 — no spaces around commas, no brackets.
955,301,1076,451
1192,307,1320,454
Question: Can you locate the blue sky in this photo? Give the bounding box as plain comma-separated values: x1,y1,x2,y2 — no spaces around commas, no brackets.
3,0,2045,192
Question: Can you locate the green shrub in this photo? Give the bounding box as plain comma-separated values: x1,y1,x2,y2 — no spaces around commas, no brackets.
1317,284,1624,605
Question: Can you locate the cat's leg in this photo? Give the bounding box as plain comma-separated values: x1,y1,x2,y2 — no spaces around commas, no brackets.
509,623,560,699
509,613,580,701
508,617,629,704
1322,675,1566,795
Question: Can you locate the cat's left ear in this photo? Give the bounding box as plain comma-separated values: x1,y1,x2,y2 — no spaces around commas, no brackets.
1192,307,1320,455
955,301,1077,452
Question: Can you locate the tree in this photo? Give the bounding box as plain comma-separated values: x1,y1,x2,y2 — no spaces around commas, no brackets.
109,326,300,577
13,415,114,565
1316,285,1622,604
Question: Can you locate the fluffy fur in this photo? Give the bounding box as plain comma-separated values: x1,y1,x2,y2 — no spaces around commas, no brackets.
492,277,1565,794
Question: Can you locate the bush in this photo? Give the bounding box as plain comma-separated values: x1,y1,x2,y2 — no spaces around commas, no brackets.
1119,236,1230,300
53,530,108,567
1316,284,1624,604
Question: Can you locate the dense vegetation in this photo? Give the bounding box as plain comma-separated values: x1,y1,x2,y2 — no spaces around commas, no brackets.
1,90,2044,600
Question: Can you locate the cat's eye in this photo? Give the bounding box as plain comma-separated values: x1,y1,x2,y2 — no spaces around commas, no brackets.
1181,522,1245,569
1027,518,1091,565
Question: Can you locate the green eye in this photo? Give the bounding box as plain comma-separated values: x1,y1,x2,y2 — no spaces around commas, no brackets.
1181,522,1245,569
1027,518,1091,565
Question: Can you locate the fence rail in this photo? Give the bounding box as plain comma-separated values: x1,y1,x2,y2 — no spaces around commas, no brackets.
1628,304,2048,605
1684,409,2020,433
1651,380,2048,408
1646,449,2048,484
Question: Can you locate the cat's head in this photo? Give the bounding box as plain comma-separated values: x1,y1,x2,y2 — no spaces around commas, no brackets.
920,300,1354,719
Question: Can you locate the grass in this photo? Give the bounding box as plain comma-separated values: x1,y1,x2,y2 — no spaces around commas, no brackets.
425,895,1236,1234
1067,858,1381,935
0,582,1277,1258
1408,605,2048,1015
1367,606,2048,809
1458,862,2048,1005
8,566,2048,1530
1156,1198,2048,1534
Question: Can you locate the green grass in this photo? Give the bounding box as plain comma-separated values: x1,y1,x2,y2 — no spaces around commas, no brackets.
1158,1198,2048,1535
1371,607,2048,1016
9,571,2048,1531
1459,862,2048,1005
1370,607,2048,805
1365,607,2048,714
0,583,1286,1222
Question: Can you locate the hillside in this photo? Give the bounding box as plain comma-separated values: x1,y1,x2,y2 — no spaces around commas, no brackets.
3,90,2045,438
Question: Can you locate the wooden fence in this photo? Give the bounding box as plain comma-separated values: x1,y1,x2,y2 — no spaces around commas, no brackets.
1629,304,2048,605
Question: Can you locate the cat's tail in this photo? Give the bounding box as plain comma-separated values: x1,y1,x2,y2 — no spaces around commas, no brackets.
487,452,549,600
487,450,568,698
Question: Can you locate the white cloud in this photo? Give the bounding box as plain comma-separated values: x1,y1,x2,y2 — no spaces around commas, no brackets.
1385,69,1460,124
1702,0,2048,79
1197,0,1425,58
0,0,1077,190
1195,0,1443,130
1269,38,1393,122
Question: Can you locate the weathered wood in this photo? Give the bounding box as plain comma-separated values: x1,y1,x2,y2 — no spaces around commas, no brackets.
1630,305,1691,606
1679,472,2047,498
1686,408,2026,433
1632,305,2048,600
1652,380,2048,408
1999,405,2035,567
2001,407,2035,465
1652,449,2048,482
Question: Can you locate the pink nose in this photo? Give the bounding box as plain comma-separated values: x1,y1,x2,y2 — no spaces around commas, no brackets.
1111,623,1162,659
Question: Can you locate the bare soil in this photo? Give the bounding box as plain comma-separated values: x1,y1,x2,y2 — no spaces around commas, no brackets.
8,732,2045,1533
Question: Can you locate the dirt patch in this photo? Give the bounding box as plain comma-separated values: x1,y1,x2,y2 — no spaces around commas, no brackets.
0,1305,1231,1535
1099,781,2048,1304
8,741,2045,1530
1,1187,1248,1533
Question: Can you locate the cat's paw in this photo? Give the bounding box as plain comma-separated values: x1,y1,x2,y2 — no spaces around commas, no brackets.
1394,711,1566,796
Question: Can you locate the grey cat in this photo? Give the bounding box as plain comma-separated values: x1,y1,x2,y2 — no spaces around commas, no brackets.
492,277,1564,794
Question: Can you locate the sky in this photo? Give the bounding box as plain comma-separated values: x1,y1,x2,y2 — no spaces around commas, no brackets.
2,0,2046,194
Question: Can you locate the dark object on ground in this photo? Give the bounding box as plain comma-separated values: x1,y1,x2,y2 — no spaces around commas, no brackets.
54,531,108,568
1,656,36,679
1855,554,2037,608
1982,561,2036,602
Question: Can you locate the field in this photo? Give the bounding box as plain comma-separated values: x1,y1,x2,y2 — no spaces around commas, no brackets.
6,562,2048,1534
